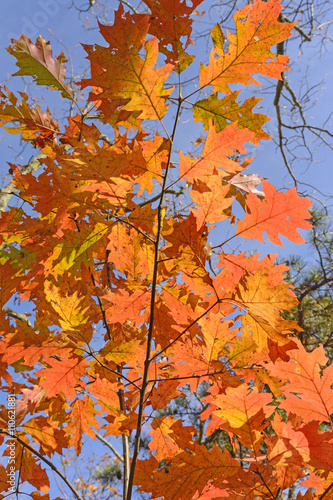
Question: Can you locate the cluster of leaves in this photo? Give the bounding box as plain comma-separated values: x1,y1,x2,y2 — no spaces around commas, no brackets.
0,1,332,499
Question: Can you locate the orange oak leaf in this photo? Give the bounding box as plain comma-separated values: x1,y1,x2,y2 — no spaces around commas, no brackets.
163,213,214,298
145,0,204,70
200,0,295,93
0,465,9,495
197,311,236,363
23,416,68,456
136,134,170,195
80,5,174,120
235,268,298,349
179,122,254,183
106,225,155,280
216,252,288,287
170,339,223,392
149,379,182,410
163,213,209,268
0,332,73,369
300,422,333,473
190,177,233,229
241,312,301,350
212,384,274,427
128,204,159,237
148,416,181,461
103,411,138,438
103,287,150,326
135,443,240,500
236,180,313,245
64,398,99,455
267,340,333,424
35,356,88,401
0,87,59,146
88,375,120,411
160,283,201,329
270,418,333,472
0,259,24,309
300,473,332,497
236,267,297,320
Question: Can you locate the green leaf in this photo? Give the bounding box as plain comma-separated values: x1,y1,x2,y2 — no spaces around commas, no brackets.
211,23,225,50
7,34,73,100
193,91,271,144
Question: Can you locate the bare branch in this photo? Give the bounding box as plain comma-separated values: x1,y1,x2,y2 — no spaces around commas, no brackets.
3,307,32,328
96,433,124,463
0,429,84,500
0,153,46,213
280,13,312,41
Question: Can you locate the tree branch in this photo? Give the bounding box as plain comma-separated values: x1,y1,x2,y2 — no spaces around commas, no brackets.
0,153,46,213
3,307,32,328
0,429,84,500
96,433,124,463
280,13,312,41
126,92,183,500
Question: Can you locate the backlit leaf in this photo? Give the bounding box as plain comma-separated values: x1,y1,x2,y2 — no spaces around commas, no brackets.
7,35,73,99
236,180,313,245
200,0,295,93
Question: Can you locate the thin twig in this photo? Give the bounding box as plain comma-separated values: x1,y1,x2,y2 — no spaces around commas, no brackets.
280,13,312,41
116,363,130,500
319,480,333,499
150,299,220,362
96,433,124,462
85,350,140,390
273,41,298,188
255,468,277,500
105,245,130,498
0,430,84,500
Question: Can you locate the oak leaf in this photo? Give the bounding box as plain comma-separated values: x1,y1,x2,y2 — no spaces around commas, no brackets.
145,0,204,70
190,177,233,229
64,398,99,455
267,340,333,424
148,416,181,461
23,416,67,457
149,379,182,410
0,87,59,146
193,91,270,144
236,181,312,245
80,5,174,120
8,35,72,99
179,122,254,183
135,443,240,500
35,356,88,401
200,0,294,93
